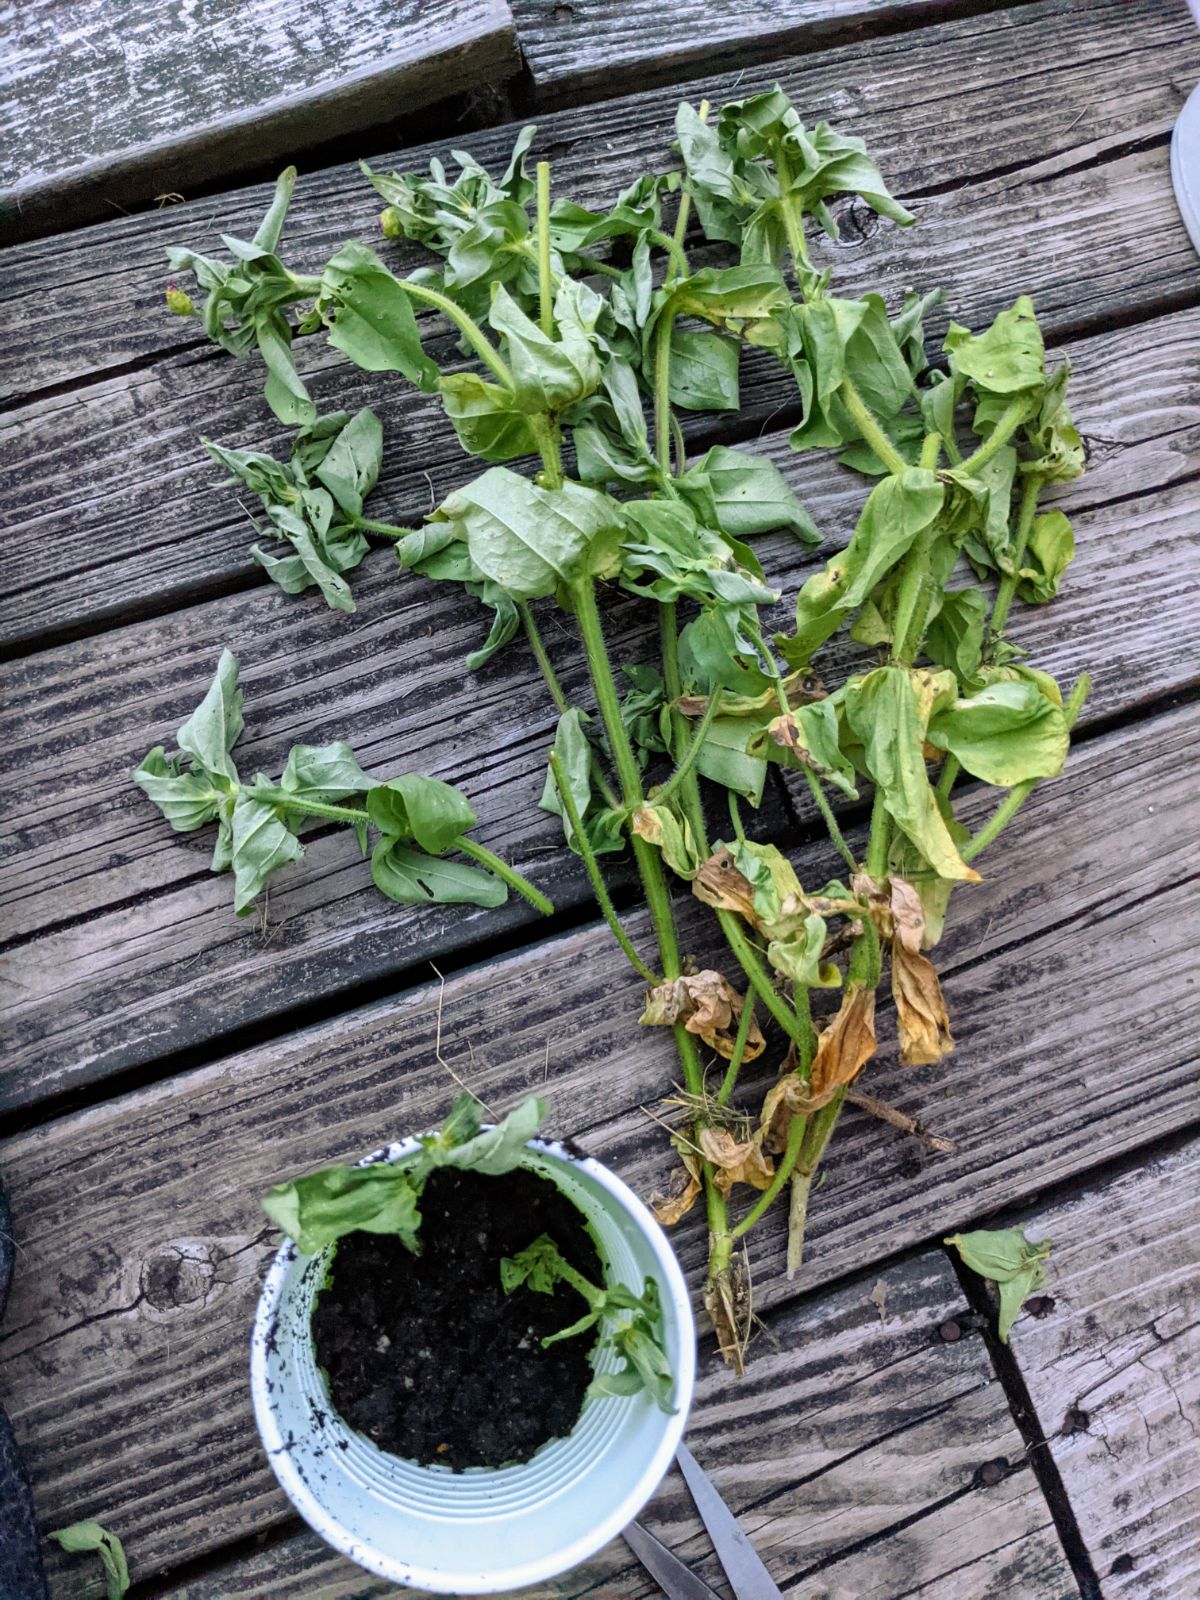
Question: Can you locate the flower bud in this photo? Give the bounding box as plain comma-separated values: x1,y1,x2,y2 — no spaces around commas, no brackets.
379,207,403,239
165,286,195,317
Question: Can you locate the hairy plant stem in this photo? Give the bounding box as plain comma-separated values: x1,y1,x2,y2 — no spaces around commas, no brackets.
531,414,565,490
786,1089,845,1275
990,471,1044,634
840,376,908,475
392,279,515,389
654,314,674,478
654,689,722,807
936,754,961,800
957,394,1033,476
351,515,410,538
716,996,758,1106
669,100,709,279
535,161,554,337
251,789,554,913
731,1113,807,1237
547,751,659,982
802,768,857,871
865,787,891,880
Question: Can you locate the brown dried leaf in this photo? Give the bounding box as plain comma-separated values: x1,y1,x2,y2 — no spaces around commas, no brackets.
698,1126,775,1195
692,847,759,926
759,1071,811,1153
869,1278,890,1323
891,942,954,1065
649,1151,702,1225
639,971,765,1061
809,982,878,1109
889,876,926,954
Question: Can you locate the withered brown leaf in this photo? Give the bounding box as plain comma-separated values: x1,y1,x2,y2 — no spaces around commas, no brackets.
649,1149,702,1225
698,1126,775,1195
891,942,954,1065
889,876,926,953
692,847,758,926
809,982,878,1108
639,971,765,1061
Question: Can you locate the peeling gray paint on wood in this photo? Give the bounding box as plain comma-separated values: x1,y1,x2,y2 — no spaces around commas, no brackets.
1007,1142,1200,1598
0,0,520,242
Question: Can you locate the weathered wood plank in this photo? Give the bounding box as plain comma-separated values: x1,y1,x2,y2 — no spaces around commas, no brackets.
1005,1140,1200,1597
2,306,1195,1109
0,702,1193,1587
0,0,520,244
1,0,1191,403
512,0,1034,106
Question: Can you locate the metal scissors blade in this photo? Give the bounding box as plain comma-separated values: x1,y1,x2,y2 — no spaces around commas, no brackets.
676,1442,783,1600
622,1519,723,1600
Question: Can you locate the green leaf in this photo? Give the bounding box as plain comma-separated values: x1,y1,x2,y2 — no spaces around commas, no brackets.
176,648,244,786
432,468,623,602
49,1521,130,1600
751,697,859,799
539,708,626,855
789,294,914,452
132,747,223,831
279,742,374,806
419,1094,546,1176
314,407,383,518
438,370,540,463
632,801,700,880
927,680,1068,786
489,280,603,412
767,913,842,988
945,1227,1052,1343
203,437,295,502
500,1232,568,1294
676,445,820,545
693,715,768,805
924,588,987,689
263,1162,422,1255
370,838,506,907
944,294,1045,401
778,468,945,668
230,789,304,913
667,327,740,411
257,317,314,428
366,773,477,854
321,244,440,390
588,1280,675,1414
619,498,777,610
843,666,978,881
1017,510,1075,602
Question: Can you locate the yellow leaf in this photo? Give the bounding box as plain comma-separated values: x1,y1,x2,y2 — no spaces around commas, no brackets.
809,982,877,1109
698,1126,775,1194
891,942,954,1065
639,971,765,1061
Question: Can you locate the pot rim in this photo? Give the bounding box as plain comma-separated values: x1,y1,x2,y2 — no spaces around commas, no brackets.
250,1131,696,1593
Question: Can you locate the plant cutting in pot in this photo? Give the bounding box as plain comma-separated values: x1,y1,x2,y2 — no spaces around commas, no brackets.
252,1095,695,1593
154,84,1089,1372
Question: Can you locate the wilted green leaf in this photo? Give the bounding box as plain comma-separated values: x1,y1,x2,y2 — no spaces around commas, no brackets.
370,838,507,907
263,1162,423,1255
927,680,1068,786
49,1521,130,1600
367,773,477,854
945,1226,1052,1342
677,444,819,545
231,788,305,913
132,748,224,832
321,243,440,390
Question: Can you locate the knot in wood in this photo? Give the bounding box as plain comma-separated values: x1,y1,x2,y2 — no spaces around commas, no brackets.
836,198,880,246
140,1244,216,1311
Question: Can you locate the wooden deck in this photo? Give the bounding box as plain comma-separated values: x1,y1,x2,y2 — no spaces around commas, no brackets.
1,0,1197,1595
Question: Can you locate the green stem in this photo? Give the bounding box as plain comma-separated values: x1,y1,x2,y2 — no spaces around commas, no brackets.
803,768,857,872
840,375,907,475
786,1090,846,1275
936,755,961,800
573,251,622,280
772,141,812,283
518,602,569,716
731,1113,808,1237
728,790,747,841
647,228,690,281
654,690,722,808
958,395,1032,476
667,99,708,283
716,996,758,1106
548,751,659,983
962,671,1091,863
254,789,369,825
865,787,891,879
531,414,565,490
392,279,515,389
890,524,940,666
353,515,411,538
720,914,814,1056
919,432,942,470
990,472,1044,634
536,161,554,338
654,313,674,479
451,837,555,916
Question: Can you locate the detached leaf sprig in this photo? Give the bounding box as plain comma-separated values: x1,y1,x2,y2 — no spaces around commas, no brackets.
156,87,1091,1371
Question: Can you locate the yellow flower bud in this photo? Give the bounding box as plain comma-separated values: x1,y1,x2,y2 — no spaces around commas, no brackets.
379,206,403,239
165,286,195,317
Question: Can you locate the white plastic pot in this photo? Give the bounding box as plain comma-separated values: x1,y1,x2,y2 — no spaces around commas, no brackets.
250,1133,696,1594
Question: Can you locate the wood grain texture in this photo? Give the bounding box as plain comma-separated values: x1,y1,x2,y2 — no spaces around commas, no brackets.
512,0,1029,104
1006,1140,1200,1598
0,702,1194,1590
2,302,1195,1109
1,0,1192,404
0,0,519,243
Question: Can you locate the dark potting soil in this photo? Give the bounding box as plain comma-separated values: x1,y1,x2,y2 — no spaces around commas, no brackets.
311,1166,603,1470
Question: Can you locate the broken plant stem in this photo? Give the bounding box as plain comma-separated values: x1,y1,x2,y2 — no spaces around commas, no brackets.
548,750,659,983
962,671,1091,862
845,1088,956,1153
